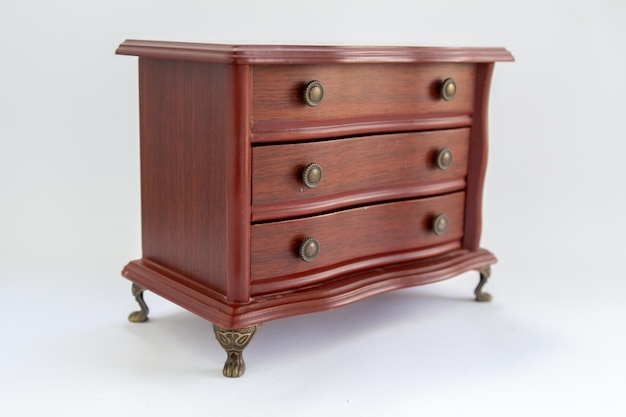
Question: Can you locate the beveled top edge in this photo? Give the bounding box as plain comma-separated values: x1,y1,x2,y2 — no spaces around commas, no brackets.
116,39,514,64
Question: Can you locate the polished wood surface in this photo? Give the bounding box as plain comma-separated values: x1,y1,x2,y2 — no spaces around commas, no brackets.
251,192,465,294
137,58,251,302
463,63,494,251
252,113,473,143
123,248,496,329
252,63,475,124
252,129,469,220
116,40,514,64
118,40,512,331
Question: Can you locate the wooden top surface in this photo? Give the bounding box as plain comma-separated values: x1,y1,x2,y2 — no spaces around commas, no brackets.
116,40,514,64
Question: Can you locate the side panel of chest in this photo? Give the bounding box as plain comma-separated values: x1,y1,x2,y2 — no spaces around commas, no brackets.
137,58,252,302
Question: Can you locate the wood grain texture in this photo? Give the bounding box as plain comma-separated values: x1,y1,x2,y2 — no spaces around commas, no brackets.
250,192,465,294
117,40,514,64
252,128,470,221
137,58,251,302
252,63,475,124
252,114,472,143
123,248,496,328
118,41,511,329
463,63,494,251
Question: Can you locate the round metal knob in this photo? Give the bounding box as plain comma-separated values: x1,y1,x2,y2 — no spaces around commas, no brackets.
432,214,449,236
302,163,323,188
440,78,457,101
299,237,320,262
303,80,324,107
436,148,453,170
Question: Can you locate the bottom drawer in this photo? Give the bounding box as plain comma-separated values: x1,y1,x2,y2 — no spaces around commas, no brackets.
250,192,465,294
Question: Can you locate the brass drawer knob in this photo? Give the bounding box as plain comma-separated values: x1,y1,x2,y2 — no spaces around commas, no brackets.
432,214,449,236
302,163,323,188
440,78,457,101
436,148,453,170
299,237,320,262
303,80,324,107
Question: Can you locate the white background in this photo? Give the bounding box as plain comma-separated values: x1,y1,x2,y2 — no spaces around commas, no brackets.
1,0,625,415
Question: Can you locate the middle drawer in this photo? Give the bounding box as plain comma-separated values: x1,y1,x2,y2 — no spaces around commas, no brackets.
252,128,469,221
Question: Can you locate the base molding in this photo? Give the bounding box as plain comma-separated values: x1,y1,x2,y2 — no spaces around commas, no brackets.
122,248,496,328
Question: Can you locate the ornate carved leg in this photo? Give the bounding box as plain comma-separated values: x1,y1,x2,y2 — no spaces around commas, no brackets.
213,324,261,378
128,283,149,323
474,265,493,302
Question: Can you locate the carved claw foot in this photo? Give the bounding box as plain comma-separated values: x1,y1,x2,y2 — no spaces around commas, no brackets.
213,324,261,378
475,266,493,302
128,283,149,323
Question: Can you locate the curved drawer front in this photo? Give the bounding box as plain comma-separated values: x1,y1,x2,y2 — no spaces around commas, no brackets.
252,63,475,127
252,128,469,220
250,192,465,294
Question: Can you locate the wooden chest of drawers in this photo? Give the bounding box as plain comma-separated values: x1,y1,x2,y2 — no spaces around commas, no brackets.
116,40,513,377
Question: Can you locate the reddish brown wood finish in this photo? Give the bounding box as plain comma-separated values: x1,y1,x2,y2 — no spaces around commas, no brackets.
251,64,475,125
116,40,514,65
252,114,472,143
123,248,497,329
137,58,251,302
117,40,512,332
251,192,465,294
252,129,470,220
463,63,494,251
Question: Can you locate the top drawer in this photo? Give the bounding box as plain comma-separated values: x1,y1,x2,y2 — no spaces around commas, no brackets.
252,63,476,125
